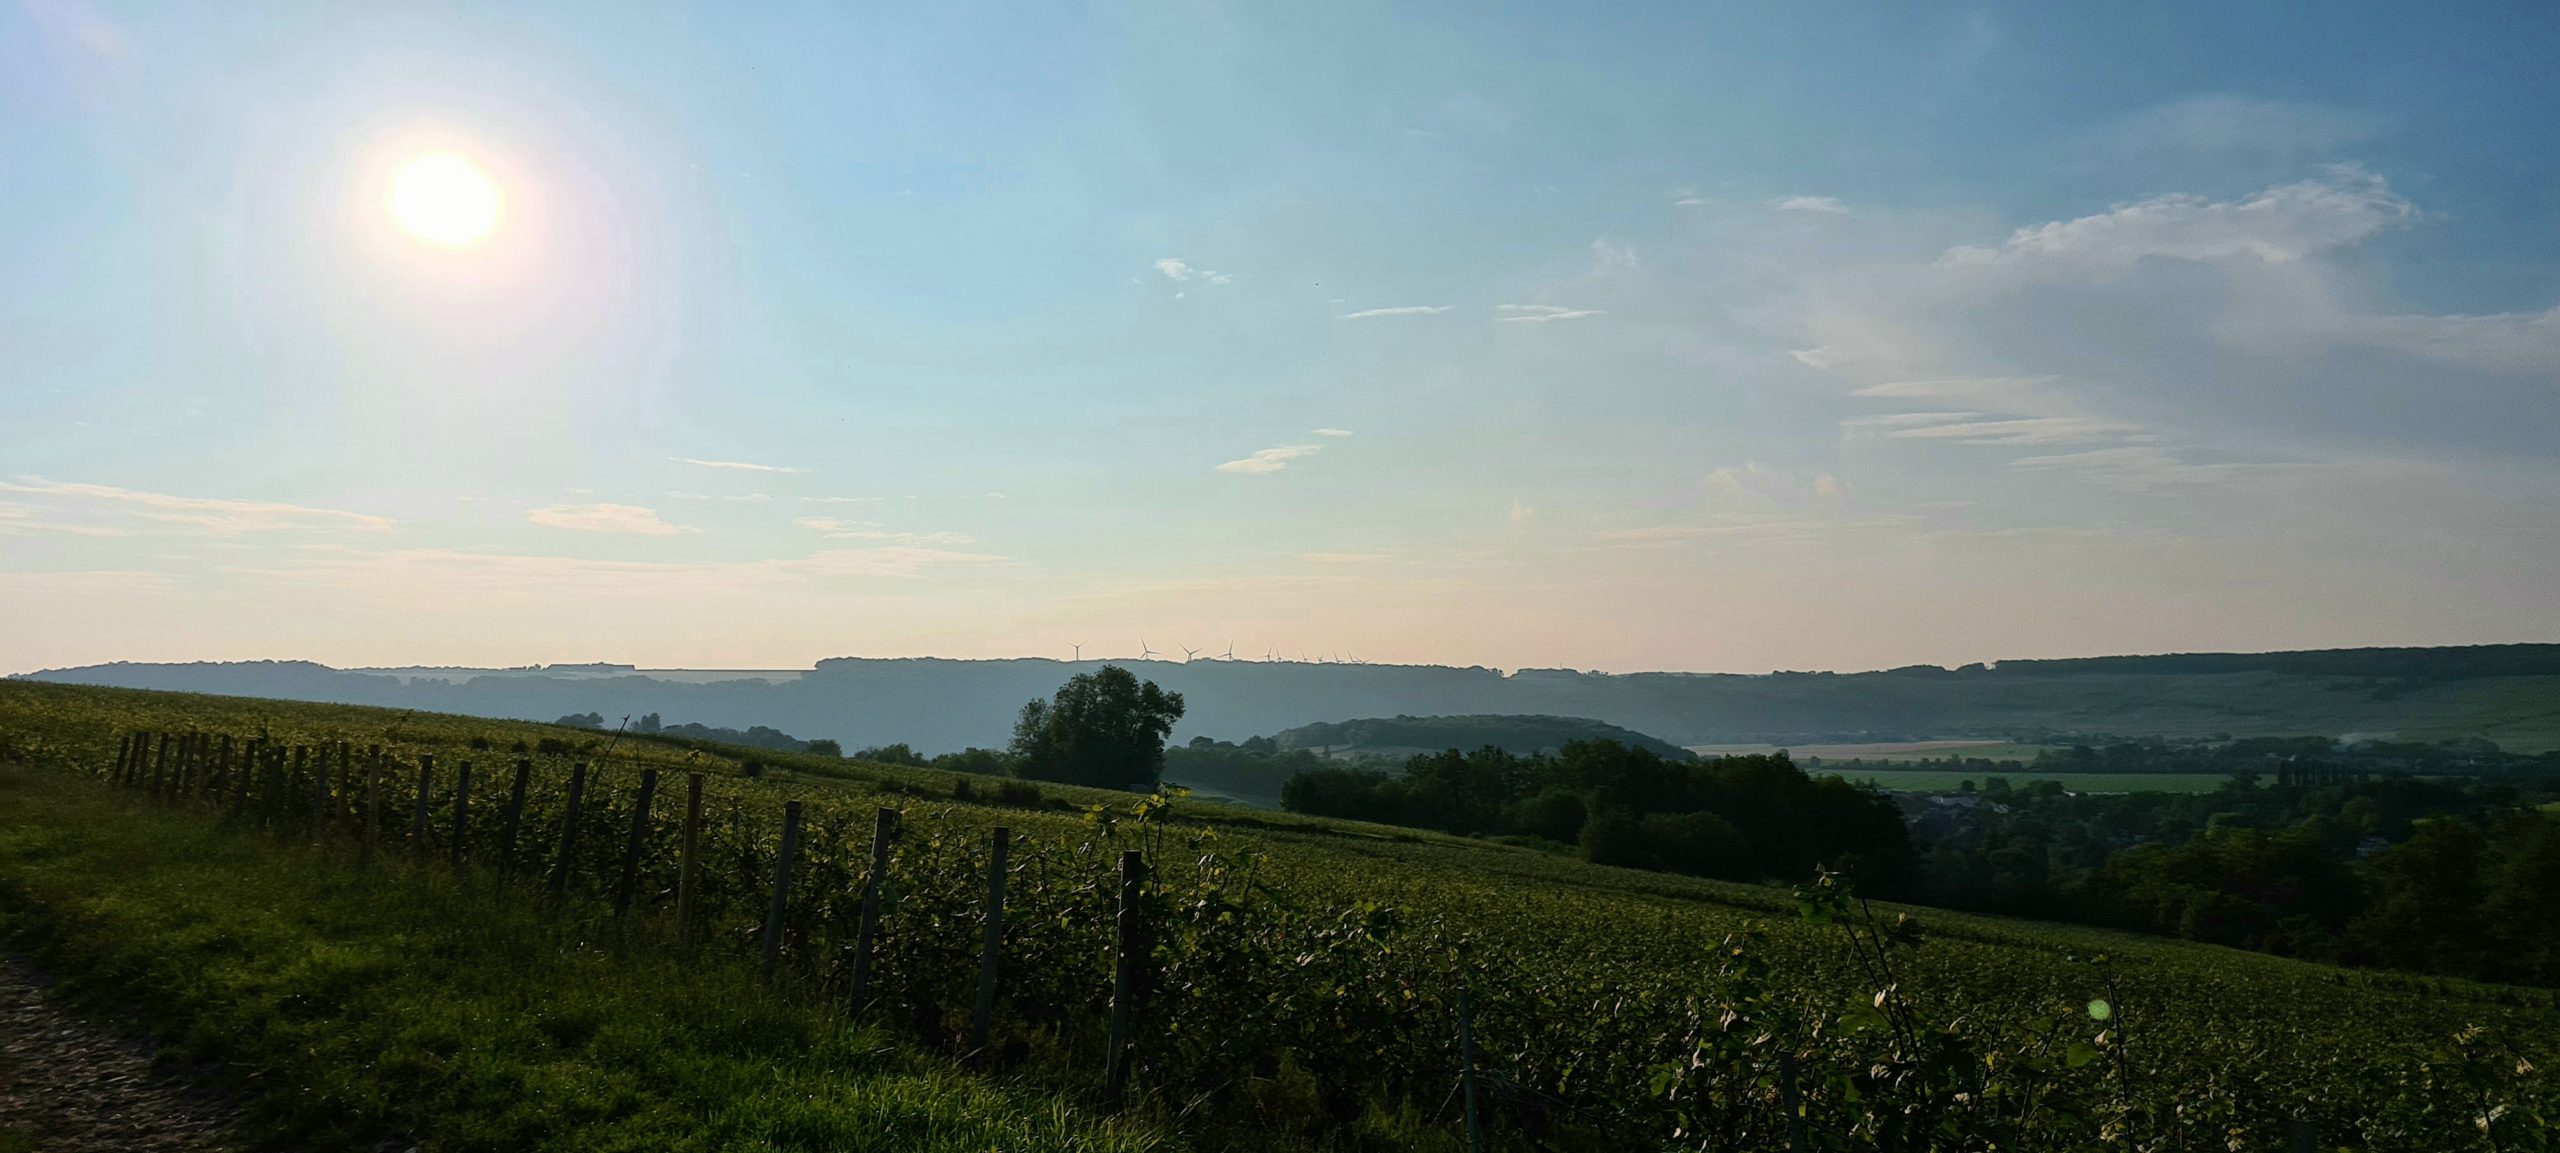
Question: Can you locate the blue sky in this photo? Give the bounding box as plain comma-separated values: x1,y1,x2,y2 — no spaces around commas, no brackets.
4,1,2556,673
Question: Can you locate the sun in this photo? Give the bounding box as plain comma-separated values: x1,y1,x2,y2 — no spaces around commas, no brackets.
392,154,498,246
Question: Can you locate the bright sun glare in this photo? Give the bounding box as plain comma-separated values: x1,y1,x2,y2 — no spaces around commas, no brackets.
392,154,498,246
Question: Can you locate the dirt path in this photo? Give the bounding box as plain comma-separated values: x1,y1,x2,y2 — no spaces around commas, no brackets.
0,953,243,1153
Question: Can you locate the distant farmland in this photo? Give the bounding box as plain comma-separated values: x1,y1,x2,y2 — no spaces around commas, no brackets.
1817,768,2236,793
1690,739,2050,761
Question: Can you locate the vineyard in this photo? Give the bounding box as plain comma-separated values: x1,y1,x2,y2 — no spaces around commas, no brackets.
2,680,2555,1151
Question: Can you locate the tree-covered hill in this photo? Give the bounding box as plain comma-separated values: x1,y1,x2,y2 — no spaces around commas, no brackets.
1272,713,1694,759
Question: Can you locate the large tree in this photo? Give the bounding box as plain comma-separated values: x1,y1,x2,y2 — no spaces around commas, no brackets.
1010,665,1186,789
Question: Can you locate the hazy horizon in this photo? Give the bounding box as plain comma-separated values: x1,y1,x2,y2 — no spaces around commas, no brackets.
8,3,2558,676
19,637,2560,684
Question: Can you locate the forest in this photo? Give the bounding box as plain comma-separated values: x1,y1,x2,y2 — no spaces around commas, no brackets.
1908,771,2560,985
1282,741,1917,890
1282,736,2560,988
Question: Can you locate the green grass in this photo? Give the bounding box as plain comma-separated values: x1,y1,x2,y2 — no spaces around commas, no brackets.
0,765,1167,1153
1813,768,2238,793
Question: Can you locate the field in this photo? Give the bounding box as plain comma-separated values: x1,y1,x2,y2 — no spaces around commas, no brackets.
2,680,2554,1151
1813,769,2237,794
1688,739,2051,761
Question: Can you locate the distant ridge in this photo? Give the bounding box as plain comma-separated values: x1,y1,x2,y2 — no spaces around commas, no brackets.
1273,714,1695,760
19,644,2560,753
1978,644,2560,681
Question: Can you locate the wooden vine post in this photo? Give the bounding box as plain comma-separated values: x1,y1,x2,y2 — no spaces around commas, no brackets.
288,745,309,827
675,773,704,941
614,768,659,916
1458,989,1484,1153
229,739,258,820
760,800,804,979
549,763,589,899
1781,1051,1806,1153
409,755,435,855
1105,848,1145,1108
497,759,531,879
847,807,898,1007
259,748,284,829
448,761,474,867
308,743,332,840
969,825,1011,1052
149,734,171,796
362,745,383,860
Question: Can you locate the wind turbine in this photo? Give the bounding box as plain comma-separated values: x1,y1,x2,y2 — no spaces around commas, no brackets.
1222,643,1237,661
1181,645,1202,663
1138,637,1160,660
1069,642,1083,662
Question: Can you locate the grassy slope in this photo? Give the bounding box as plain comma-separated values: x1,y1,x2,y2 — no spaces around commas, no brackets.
0,765,1165,1153
3,681,2556,1148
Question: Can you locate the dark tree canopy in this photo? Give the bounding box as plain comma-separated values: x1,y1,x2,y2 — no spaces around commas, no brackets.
1011,665,1186,789
1282,740,1917,891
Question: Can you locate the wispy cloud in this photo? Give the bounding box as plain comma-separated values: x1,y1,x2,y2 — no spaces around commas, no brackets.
1589,513,1914,549
1939,169,2412,269
803,495,886,504
668,491,774,503
1773,195,1850,215
2008,446,2310,490
1216,444,1326,474
1858,415,2145,446
1340,305,1452,320
1840,412,1988,432
0,501,123,538
1704,461,1845,501
0,476,394,536
792,516,977,545
1154,257,1232,285
1589,237,1639,274
671,457,805,474
1496,304,1603,324
524,503,695,535
1313,428,1355,438
1850,377,2060,401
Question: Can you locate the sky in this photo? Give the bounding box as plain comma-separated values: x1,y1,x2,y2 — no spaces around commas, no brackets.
4,1,2557,675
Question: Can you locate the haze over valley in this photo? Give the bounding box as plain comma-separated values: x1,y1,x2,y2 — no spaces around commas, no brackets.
25,643,2560,754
